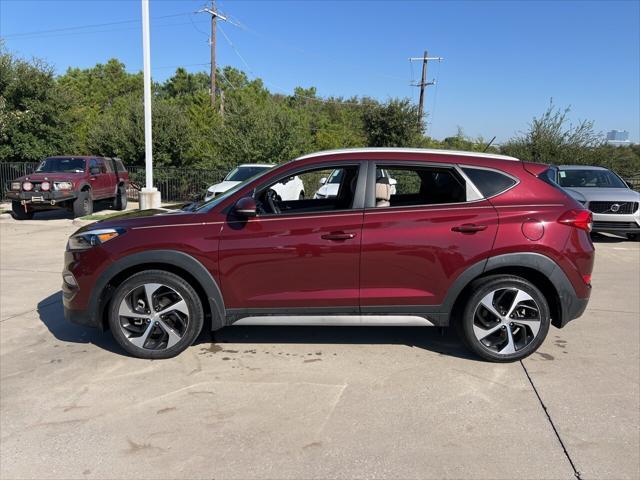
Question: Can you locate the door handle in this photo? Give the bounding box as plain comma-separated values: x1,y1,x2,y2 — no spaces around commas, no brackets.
90,177,96,181
452,224,487,234
321,232,356,241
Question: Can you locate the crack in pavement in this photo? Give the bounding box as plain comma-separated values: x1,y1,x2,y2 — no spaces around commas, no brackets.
520,360,582,480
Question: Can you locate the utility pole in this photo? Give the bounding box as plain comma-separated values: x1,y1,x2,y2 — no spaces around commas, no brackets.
409,51,443,127
199,2,227,108
139,0,160,209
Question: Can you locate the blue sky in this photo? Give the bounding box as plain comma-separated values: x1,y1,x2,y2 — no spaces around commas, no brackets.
1,0,639,143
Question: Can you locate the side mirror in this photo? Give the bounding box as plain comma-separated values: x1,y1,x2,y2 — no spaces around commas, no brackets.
234,196,257,217
90,167,101,175
319,177,327,185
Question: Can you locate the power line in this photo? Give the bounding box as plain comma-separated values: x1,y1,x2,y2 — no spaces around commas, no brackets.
2,12,194,38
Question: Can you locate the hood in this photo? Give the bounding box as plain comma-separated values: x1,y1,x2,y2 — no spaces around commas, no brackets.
208,181,240,193
562,187,587,204
73,206,202,234
564,187,640,202
15,172,86,183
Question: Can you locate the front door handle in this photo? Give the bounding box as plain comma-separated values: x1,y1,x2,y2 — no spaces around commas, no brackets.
452,224,487,234
321,232,356,241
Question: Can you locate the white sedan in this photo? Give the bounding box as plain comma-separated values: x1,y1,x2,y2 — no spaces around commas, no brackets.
314,168,397,198
205,164,305,202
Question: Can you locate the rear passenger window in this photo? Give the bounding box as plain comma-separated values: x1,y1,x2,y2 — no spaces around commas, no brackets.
462,167,517,198
376,166,468,207
114,159,127,172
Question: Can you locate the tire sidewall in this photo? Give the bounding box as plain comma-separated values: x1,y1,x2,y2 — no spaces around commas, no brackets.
116,186,127,210
73,191,93,218
460,276,551,362
108,270,204,359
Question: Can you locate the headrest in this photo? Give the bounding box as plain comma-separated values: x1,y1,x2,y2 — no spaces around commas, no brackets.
376,181,391,201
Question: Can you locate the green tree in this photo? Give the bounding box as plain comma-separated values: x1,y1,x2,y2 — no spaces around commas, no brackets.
362,99,420,147
0,47,72,161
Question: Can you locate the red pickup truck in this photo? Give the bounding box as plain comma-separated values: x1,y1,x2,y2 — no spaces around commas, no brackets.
7,156,129,219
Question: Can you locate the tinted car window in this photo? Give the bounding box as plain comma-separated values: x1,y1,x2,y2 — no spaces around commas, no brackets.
462,167,517,198
377,166,466,206
558,169,627,188
259,166,360,215
104,159,115,173
114,159,127,172
36,157,86,173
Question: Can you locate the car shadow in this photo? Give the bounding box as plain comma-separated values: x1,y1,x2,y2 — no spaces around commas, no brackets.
37,291,126,355
38,291,477,360
208,324,478,361
14,200,116,221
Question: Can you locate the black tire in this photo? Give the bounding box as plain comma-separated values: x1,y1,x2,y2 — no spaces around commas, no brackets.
627,233,638,241
11,201,34,220
108,270,204,359
73,191,93,218
114,185,127,211
456,275,550,363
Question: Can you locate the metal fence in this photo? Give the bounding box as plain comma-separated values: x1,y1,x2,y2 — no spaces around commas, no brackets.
0,163,227,203
1,161,639,203
125,166,227,202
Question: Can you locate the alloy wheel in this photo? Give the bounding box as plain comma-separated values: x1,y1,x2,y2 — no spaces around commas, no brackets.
472,288,541,355
118,283,190,350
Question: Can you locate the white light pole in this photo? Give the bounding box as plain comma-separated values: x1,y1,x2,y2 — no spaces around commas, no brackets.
139,0,161,209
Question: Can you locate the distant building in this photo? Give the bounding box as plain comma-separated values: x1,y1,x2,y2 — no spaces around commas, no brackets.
606,130,631,147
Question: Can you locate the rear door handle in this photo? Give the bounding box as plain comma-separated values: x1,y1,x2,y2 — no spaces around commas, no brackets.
321,232,356,241
452,224,487,233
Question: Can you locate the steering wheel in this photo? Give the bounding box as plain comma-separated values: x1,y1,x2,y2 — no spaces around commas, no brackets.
265,189,281,214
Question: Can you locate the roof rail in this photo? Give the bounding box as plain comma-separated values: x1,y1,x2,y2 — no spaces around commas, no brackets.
295,147,520,162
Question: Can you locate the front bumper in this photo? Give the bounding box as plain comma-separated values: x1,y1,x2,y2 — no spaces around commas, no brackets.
591,211,640,235
6,190,77,205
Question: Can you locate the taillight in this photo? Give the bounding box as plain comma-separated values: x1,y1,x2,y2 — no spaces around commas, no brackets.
582,274,592,285
558,209,592,232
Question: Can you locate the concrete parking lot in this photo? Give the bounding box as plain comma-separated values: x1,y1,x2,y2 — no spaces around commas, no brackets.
1,211,638,480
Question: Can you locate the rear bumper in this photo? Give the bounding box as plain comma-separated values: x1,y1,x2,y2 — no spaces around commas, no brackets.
6,190,77,205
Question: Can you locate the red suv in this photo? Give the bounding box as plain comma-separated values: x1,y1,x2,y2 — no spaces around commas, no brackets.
62,149,594,362
7,156,129,219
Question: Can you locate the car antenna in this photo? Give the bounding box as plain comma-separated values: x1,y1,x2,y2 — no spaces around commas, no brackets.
483,136,496,152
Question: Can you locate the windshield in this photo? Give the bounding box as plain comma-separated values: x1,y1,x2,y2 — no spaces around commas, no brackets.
327,169,343,184
225,165,271,182
36,158,86,173
558,169,627,188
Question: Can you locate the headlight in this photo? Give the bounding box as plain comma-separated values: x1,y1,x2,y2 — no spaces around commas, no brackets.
41,181,51,191
22,181,33,191
10,182,20,191
54,181,73,191
67,228,125,251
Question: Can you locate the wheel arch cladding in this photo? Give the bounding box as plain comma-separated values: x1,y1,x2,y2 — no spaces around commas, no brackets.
448,253,576,329
96,250,225,331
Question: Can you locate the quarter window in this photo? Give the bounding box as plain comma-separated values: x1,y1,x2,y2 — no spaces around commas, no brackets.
461,167,517,198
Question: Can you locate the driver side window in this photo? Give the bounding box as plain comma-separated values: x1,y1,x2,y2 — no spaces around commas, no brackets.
257,165,360,216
